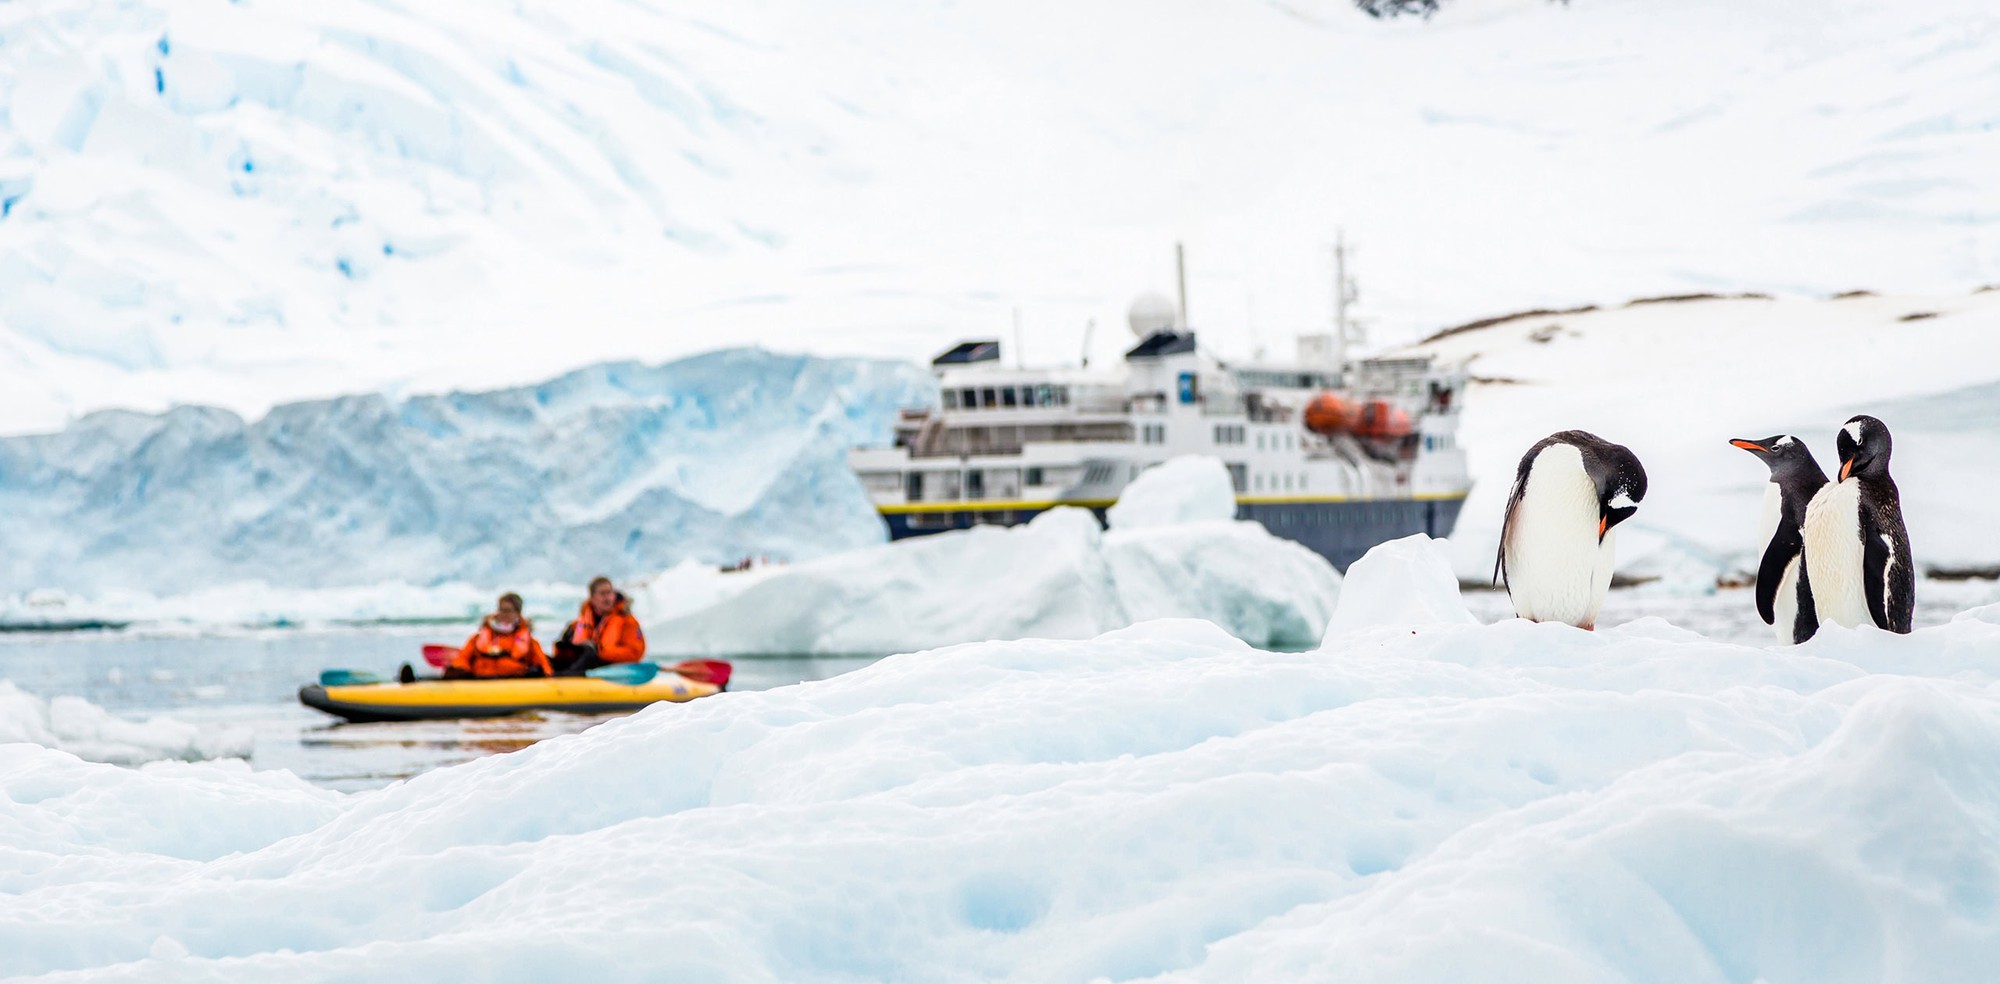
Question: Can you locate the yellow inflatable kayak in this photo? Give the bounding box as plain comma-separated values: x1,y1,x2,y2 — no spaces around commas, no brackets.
299,671,722,723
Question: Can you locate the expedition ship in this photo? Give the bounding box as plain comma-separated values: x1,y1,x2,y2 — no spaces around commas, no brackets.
846,290,1472,572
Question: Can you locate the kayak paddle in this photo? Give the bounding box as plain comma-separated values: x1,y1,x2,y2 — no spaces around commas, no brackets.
319,668,387,687
668,659,732,688
421,644,456,667
586,662,661,685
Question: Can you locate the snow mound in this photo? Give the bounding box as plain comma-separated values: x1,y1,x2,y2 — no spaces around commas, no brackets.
1322,534,1478,639
636,501,1342,653
1106,456,1238,530
1401,290,2000,583
0,682,251,765
0,348,932,597
7,588,2000,979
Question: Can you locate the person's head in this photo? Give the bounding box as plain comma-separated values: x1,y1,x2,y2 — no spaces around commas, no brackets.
588,577,617,615
494,592,524,627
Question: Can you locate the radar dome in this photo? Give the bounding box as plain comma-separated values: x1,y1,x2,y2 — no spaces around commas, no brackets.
1127,293,1179,337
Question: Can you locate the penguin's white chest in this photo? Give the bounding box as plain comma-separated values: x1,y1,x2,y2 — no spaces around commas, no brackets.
1504,444,1617,629
1804,478,1868,628
1754,481,1802,643
1771,554,1803,643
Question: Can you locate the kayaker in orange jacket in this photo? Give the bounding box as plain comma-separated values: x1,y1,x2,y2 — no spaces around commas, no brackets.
551,576,646,675
447,593,554,679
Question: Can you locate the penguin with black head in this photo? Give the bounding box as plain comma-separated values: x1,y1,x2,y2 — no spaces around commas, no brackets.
1729,435,1828,643
1803,415,1914,633
1495,430,1648,630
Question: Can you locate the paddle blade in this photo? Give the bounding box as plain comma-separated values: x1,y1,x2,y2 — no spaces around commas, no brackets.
586,662,661,685
670,659,732,688
319,669,385,687
421,644,457,668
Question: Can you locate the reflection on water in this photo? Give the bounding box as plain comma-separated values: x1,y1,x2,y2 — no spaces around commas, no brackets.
0,626,880,791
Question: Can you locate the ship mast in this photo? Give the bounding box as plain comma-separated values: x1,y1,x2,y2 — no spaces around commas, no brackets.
1332,228,1359,368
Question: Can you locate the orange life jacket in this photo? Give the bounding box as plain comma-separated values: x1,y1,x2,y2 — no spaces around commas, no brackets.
566,595,646,664
453,618,552,678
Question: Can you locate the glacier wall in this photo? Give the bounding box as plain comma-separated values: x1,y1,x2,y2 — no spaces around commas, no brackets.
0,349,933,595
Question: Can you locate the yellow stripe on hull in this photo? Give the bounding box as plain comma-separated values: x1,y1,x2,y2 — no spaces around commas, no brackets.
876,491,1470,514
301,673,721,722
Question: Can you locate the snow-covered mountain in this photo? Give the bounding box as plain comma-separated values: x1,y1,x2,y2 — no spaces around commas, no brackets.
1397,288,2000,584
3,0,1996,432
0,349,932,595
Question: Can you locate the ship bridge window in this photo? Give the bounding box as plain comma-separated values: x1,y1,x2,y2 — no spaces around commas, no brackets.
961,388,978,410
1002,388,1018,408
981,387,998,408
1025,466,1045,486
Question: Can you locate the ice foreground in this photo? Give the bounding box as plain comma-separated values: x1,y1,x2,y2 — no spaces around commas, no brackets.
634,455,1343,652
0,348,931,597
3,0,1996,430
7,537,2000,981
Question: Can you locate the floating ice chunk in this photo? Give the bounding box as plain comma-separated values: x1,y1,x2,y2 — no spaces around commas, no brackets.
1106,455,1238,530
1323,534,1477,639
0,682,250,765
637,500,1340,653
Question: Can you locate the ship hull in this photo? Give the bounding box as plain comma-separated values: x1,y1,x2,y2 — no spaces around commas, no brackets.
879,495,1466,573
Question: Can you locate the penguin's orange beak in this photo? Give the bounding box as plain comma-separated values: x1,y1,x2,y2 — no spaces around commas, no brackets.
1840,458,1853,481
1598,516,1608,539
1729,439,1766,452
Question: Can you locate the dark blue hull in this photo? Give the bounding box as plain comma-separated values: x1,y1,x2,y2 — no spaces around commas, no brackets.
881,496,1466,573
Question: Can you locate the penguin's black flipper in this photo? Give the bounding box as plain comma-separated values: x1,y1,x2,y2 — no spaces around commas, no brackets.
1860,506,1916,634
1754,519,1804,626
1493,448,1537,588
1861,515,1892,632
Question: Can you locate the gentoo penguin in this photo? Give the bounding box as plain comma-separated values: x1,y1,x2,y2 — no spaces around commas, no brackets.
1803,415,1915,633
1494,430,1648,629
1729,435,1828,643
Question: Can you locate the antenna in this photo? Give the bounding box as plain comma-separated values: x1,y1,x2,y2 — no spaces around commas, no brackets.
1081,317,1096,368
1012,306,1024,368
1175,242,1189,330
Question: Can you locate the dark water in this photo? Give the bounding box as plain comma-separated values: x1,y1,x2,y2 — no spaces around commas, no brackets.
0,627,879,791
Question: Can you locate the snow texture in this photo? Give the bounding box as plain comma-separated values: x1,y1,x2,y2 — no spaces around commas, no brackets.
0,0,1996,433
0,681,250,765
7,540,2000,981
0,348,932,596
1402,290,2000,584
636,459,1343,653
1323,533,1477,638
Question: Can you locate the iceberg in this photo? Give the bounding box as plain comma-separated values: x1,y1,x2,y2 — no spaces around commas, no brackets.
6,536,2000,980
0,349,933,598
633,457,1344,653
0,681,251,765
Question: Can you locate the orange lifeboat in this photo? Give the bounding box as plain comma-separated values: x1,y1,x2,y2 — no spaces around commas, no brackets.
1303,392,1356,436
1355,400,1413,441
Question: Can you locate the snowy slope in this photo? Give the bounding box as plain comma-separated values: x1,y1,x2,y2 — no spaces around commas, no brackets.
0,348,933,596
6,536,2000,981
2,0,1997,432
1400,288,2000,583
